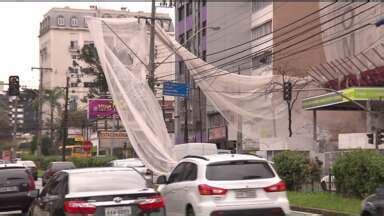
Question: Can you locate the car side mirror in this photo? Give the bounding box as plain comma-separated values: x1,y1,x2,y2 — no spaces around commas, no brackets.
156,175,167,185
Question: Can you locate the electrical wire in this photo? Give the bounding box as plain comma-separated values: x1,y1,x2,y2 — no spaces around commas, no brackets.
154,2,354,80
190,3,377,80
197,23,373,81
156,1,338,67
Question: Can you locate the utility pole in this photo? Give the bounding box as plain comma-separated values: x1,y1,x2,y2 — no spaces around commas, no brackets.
236,66,243,153
62,77,69,161
31,67,52,156
184,67,189,143
12,96,18,146
148,0,156,92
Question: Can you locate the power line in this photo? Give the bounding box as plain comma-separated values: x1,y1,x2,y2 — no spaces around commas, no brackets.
197,23,373,81
156,1,338,68
191,2,376,80
155,1,351,80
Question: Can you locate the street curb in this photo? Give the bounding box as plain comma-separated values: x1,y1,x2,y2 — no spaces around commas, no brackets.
291,205,352,216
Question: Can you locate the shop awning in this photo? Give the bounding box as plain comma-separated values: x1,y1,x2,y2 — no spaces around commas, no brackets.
302,87,384,111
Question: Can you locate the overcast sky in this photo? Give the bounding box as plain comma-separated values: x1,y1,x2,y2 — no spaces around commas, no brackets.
0,2,174,90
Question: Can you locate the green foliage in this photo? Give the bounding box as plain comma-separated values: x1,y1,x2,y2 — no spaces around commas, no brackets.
21,153,115,170
41,136,54,156
273,151,321,191
332,150,384,198
288,191,362,215
69,156,116,168
21,154,60,170
79,44,108,97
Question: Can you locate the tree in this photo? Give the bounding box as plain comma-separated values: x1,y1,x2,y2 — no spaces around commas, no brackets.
78,44,109,98
42,87,64,142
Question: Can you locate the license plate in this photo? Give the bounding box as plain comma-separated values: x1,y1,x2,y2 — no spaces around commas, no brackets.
235,189,256,198
0,186,18,193
105,206,132,216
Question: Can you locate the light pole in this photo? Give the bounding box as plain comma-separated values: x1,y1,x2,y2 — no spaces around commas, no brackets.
31,67,53,156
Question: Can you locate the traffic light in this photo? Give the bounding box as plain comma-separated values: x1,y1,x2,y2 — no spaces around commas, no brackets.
376,129,384,145
367,133,374,144
283,81,292,101
8,76,20,96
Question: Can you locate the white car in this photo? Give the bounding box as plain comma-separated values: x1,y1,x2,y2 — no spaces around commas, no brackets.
157,154,290,216
107,158,149,174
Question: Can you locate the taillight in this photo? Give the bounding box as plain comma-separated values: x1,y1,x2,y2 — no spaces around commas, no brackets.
28,174,35,191
137,195,165,213
64,200,96,214
264,181,286,192
198,184,227,195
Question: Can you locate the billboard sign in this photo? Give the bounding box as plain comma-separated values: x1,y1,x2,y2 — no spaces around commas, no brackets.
88,99,119,120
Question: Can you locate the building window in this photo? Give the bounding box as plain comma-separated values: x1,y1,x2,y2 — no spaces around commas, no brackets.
202,0,206,6
186,0,192,16
70,40,79,49
70,16,79,27
202,50,207,61
202,21,207,36
178,5,184,21
251,20,272,40
178,33,184,44
57,15,65,26
179,62,184,75
186,29,193,50
252,0,272,13
252,50,272,69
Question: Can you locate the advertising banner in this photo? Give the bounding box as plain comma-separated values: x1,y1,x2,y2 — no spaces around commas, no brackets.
88,99,120,120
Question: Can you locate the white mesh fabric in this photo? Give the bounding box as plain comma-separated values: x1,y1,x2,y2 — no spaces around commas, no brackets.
86,17,177,175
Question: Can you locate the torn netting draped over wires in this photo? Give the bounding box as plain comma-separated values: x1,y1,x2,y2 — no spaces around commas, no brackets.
154,25,314,150
86,17,177,175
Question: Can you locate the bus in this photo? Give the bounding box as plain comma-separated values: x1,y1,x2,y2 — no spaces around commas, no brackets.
59,145,90,158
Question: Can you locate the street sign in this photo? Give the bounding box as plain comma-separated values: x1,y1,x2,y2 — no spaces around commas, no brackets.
163,81,189,97
82,140,92,152
88,99,120,120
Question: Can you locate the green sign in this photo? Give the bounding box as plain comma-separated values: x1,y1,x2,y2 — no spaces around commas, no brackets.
303,87,384,110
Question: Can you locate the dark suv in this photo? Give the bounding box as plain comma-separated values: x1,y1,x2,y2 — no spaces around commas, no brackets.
42,161,75,186
0,164,38,214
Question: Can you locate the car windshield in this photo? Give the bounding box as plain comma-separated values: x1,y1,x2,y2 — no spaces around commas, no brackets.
0,169,28,182
69,170,146,193
206,160,275,181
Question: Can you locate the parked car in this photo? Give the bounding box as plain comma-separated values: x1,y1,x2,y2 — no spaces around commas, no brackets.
107,158,147,172
16,160,38,180
29,167,166,216
42,161,75,186
320,175,336,192
157,154,290,216
361,186,384,216
0,164,38,214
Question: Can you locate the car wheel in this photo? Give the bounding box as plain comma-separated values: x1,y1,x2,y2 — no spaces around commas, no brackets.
320,181,327,191
186,206,195,216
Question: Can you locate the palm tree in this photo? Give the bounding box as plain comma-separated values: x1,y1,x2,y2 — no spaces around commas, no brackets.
42,87,64,142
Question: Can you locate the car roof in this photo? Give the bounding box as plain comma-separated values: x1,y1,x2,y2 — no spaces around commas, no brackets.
62,167,138,174
182,154,267,164
51,161,74,164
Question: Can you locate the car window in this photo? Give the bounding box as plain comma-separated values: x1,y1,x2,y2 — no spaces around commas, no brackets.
206,160,275,181
181,162,197,181
0,168,29,183
69,170,146,193
168,163,187,184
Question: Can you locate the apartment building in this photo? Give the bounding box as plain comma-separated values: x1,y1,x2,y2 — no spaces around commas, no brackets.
38,6,176,138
